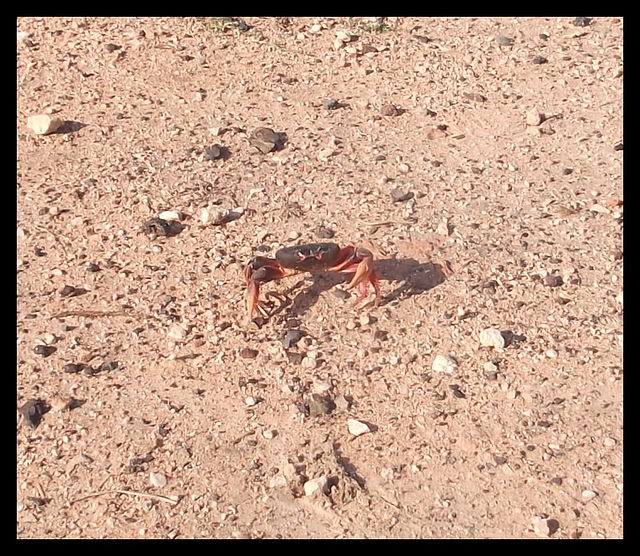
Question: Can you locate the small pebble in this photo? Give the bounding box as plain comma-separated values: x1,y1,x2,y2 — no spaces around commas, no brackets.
544,274,564,288
142,217,182,238
533,516,560,537
304,476,329,497
380,104,399,116
545,348,558,359
18,399,49,429
390,188,413,202
436,218,451,236
432,354,458,374
495,35,514,46
581,489,598,501
449,384,466,399
249,127,286,154
50,396,75,412
572,17,592,27
158,210,183,222
204,145,222,160
104,43,121,52
27,114,63,135
323,98,340,110
149,472,167,488
239,347,259,359
282,330,306,349
348,419,371,437
532,56,548,64
308,394,335,416
63,363,86,374
479,328,505,349
33,344,56,358
483,361,499,379
463,92,487,102
314,226,335,239
262,429,277,439
244,396,259,407
526,108,545,126
603,437,616,447
167,323,188,341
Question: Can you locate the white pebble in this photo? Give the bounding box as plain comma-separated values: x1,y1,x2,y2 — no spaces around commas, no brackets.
244,396,259,407
479,328,505,349
167,322,188,341
483,361,498,373
348,419,371,437
581,489,598,501
27,114,63,135
149,472,167,488
545,349,558,359
432,354,458,374
532,516,559,537
303,476,329,497
158,210,183,221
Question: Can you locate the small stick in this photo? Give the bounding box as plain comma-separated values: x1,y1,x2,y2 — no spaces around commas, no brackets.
71,489,181,506
51,310,136,319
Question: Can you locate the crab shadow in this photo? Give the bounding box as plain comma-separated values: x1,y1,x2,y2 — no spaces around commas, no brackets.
279,257,450,319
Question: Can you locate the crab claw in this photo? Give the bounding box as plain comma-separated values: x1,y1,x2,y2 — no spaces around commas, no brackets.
245,279,261,322
343,248,381,305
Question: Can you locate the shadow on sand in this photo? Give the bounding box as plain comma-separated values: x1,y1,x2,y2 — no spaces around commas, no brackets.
261,257,452,322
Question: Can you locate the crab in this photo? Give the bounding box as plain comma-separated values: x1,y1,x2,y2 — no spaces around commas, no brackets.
243,243,381,322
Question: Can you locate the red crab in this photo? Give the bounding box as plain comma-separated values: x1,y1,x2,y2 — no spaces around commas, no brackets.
243,243,381,322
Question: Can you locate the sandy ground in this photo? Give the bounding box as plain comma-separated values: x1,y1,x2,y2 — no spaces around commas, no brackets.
17,17,623,539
